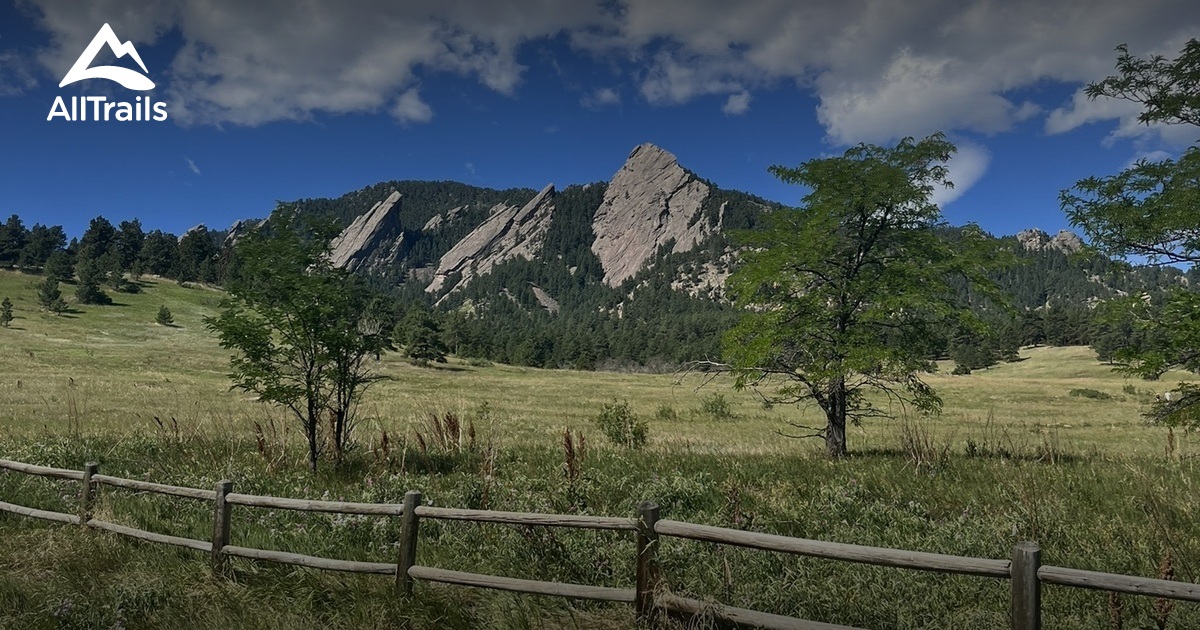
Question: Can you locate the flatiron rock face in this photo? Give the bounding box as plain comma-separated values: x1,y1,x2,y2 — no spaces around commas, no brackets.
426,183,557,296
328,190,406,272
591,143,716,287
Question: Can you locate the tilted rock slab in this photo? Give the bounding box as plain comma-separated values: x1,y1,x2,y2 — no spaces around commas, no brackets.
426,184,556,296
329,190,405,272
591,143,715,287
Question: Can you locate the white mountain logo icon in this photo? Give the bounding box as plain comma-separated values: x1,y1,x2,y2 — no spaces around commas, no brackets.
59,23,155,91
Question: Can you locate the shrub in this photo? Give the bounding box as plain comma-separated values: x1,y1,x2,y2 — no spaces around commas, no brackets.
697,393,735,421
655,404,678,422
1122,383,1138,395
0,297,12,328
1069,388,1113,400
594,399,647,449
155,305,174,326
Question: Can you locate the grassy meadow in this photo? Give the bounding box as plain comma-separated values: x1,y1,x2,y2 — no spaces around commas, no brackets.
2,268,1200,629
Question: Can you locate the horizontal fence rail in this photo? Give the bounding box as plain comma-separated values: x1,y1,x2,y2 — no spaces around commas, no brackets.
654,519,1012,578
415,505,636,531
408,565,636,603
0,458,85,481
225,492,404,516
2,457,1199,630
93,474,218,501
223,545,396,575
1038,565,1200,602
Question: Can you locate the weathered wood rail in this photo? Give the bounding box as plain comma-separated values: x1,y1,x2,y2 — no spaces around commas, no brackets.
1,456,1197,629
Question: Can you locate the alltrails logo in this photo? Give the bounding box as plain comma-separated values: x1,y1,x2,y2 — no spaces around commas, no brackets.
48,23,168,122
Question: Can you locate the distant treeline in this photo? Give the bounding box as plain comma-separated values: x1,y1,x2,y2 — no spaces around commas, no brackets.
3,207,1195,373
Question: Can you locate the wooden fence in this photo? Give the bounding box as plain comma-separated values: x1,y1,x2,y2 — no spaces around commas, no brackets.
2,457,1199,629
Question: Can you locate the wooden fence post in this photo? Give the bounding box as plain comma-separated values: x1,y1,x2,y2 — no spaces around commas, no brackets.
211,480,233,575
636,501,661,623
397,490,422,596
79,461,98,524
1012,541,1041,630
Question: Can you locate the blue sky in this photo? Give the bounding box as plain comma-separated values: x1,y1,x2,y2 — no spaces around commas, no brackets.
0,0,1197,239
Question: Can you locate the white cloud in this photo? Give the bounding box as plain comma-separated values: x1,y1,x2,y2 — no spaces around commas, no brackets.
581,86,620,108
184,156,201,175
722,91,751,115
19,0,1200,147
930,141,990,208
390,88,433,124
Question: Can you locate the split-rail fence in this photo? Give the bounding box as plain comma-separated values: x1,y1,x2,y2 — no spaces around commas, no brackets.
2,457,1198,629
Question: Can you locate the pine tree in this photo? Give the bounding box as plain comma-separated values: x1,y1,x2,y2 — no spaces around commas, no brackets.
399,308,448,364
37,277,66,315
155,304,174,326
74,257,111,305
0,297,13,328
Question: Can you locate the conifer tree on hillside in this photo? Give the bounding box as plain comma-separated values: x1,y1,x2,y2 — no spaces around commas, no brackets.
1,297,13,328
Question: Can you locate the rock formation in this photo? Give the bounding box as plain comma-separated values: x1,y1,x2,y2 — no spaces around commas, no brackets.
328,191,406,272
223,219,261,247
591,143,716,286
426,184,557,296
1016,228,1084,254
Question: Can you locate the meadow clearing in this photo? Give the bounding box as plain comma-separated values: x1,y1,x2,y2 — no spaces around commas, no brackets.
2,268,1200,629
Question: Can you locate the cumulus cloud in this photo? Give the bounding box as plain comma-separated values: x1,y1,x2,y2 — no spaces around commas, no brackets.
581,86,620,108
722,91,751,115
391,88,433,124
19,0,1200,165
930,141,990,208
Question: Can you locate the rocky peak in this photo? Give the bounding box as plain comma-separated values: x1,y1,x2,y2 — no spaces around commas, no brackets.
591,143,715,286
1051,230,1084,254
1016,228,1084,254
223,218,261,247
426,184,557,298
329,190,406,272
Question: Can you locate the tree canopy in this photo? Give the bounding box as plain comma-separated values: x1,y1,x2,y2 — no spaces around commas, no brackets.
723,134,1006,456
206,211,391,471
1062,39,1200,427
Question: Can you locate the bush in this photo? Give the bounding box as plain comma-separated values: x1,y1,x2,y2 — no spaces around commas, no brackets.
1122,383,1138,395
594,399,648,449
155,305,173,326
1069,388,1113,400
655,404,678,422
697,393,735,421
952,364,972,375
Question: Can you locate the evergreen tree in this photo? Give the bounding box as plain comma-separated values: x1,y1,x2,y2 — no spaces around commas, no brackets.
400,308,448,363
18,224,66,271
139,230,178,276
0,214,28,267
37,277,66,315
117,219,145,271
155,304,174,326
78,216,117,264
74,257,111,305
0,297,13,328
44,249,74,282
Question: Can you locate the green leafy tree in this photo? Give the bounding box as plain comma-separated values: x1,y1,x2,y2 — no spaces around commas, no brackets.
1061,39,1200,426
723,134,1005,457
0,297,13,327
206,210,390,471
37,277,66,315
155,304,174,326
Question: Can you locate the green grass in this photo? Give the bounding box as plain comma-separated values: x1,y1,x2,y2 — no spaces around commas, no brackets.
2,268,1200,629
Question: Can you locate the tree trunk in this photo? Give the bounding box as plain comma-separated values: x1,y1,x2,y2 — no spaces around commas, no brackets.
824,379,848,457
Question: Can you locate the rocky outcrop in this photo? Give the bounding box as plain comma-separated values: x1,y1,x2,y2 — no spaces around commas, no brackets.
223,219,261,247
329,191,406,272
423,205,468,232
1016,228,1084,254
426,184,556,296
530,285,559,314
591,143,716,286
